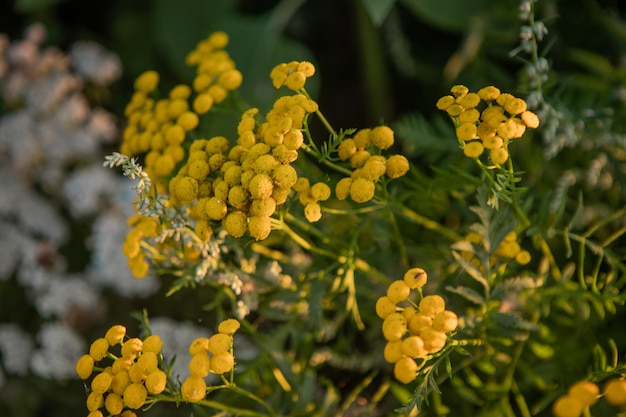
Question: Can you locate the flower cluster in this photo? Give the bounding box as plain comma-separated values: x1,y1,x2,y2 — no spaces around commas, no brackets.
335,126,410,203
552,378,626,417
180,318,241,402
436,85,540,164
120,31,242,192
270,60,315,91
376,268,458,384
459,230,531,270
122,215,161,278
75,325,167,417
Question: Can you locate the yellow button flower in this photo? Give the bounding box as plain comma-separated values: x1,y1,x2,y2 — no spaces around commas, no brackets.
419,295,446,318
76,354,95,379
181,376,207,402
222,211,248,238
456,123,478,141
387,280,411,303
393,357,418,384
248,215,272,240
375,296,397,319
403,268,427,289
371,125,394,150
385,155,409,179
123,383,148,409
463,141,484,158
145,369,167,394
104,393,124,415
89,338,110,361
349,178,375,203
134,70,159,93
91,372,113,394
211,352,235,374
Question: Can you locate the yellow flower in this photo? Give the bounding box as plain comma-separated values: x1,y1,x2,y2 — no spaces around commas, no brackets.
382,313,407,342
446,104,464,117
458,108,480,124
335,177,352,200
123,383,148,409
349,178,375,203
353,128,372,149
387,280,411,303
450,84,469,97
249,197,277,217
604,378,626,406
211,352,235,374
297,61,315,77
181,376,207,402
420,327,448,354
504,97,527,115
105,325,126,346
403,268,427,289
477,85,501,101
515,250,531,265
189,337,210,355
193,93,214,114
104,393,124,415
338,139,357,160
174,176,199,202
111,371,131,396
209,333,232,355
419,295,446,318
218,69,243,90
490,147,509,165
482,135,504,150
248,216,272,240
169,84,191,99
401,335,427,358
385,155,409,179
218,319,241,335
551,395,586,417
272,164,298,189
432,310,458,333
89,338,110,361
568,381,599,407
393,357,418,384
145,370,167,394
310,182,331,201
436,95,455,110
286,71,307,90
371,125,394,150
408,313,432,335
383,341,404,363
304,203,322,222
463,141,484,158
76,354,94,379
248,174,274,200
456,123,477,141
521,110,540,128
86,392,104,412
375,296,397,319
456,92,480,109
121,338,143,358
91,372,113,394
134,70,159,93
189,353,211,377
177,111,199,131
222,211,248,238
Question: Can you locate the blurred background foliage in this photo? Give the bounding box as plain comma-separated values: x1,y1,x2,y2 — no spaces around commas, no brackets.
1,0,625,416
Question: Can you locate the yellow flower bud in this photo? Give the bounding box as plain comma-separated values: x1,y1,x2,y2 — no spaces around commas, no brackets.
121,338,143,358
375,296,397,319
456,123,478,141
432,310,458,333
382,313,407,342
218,319,241,335
463,141,484,158
385,155,409,179
335,177,353,200
383,340,404,363
371,126,394,150
419,295,446,318
145,369,167,394
408,313,432,335
104,393,124,415
222,211,248,238
91,372,113,394
568,381,599,407
76,354,94,379
134,70,159,93
189,337,210,355
387,280,411,303
209,333,232,355
105,325,126,346
110,371,131,396
86,392,104,412
420,327,447,354
401,335,427,357
393,357,418,384
181,376,207,402
349,178,375,203
189,353,211,377
604,378,626,406
89,338,109,361
490,147,509,165
436,95,455,110
177,111,199,131
304,203,322,222
403,268,427,289
211,352,235,374
477,86,501,101
249,216,272,240
123,383,148,409
551,395,586,417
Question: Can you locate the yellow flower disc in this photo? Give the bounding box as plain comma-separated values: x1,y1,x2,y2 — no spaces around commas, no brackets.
311,182,331,201
111,371,131,396
145,369,167,394
371,125,395,150
105,325,126,346
383,340,404,363
382,313,407,342
189,353,211,377
419,295,446,318
104,393,124,415
394,357,418,384
248,174,274,200
408,313,432,335
209,333,232,355
521,110,540,128
86,392,104,412
482,135,504,149
458,108,480,124
222,211,248,238
121,338,143,358
248,215,272,240
211,352,235,374
137,351,158,374
420,327,448,354
456,123,478,141
304,203,322,222
375,296,397,319
91,372,113,394
515,250,531,265
456,92,480,109
349,178,375,203
463,141,484,158
297,61,315,77
205,197,228,220
134,70,159,93
551,395,586,417
285,71,306,90
403,268,427,289
353,128,372,149
88,410,104,417
189,337,210,355
89,338,110,361
218,69,243,90
568,381,599,407
181,376,207,402
401,335,427,357
350,149,372,169
446,104,464,117
477,86,501,101
436,95,455,110
218,319,241,335
504,97,527,115
174,176,199,202
335,177,353,200
450,84,469,97
490,147,509,165
432,310,458,333
387,280,411,303
604,378,626,406
385,155,409,179
111,357,133,375
123,383,148,410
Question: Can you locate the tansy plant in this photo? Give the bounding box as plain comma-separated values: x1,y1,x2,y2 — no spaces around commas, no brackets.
89,21,626,417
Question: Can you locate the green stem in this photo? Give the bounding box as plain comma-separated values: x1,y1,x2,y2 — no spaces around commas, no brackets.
392,201,464,242
382,180,409,269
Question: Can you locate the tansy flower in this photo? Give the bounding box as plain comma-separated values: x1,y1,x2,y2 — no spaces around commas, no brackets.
181,376,207,402
134,70,159,93
463,141,484,158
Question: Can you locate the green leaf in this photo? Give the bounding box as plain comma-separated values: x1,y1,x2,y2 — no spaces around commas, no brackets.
446,285,485,305
360,0,396,26
528,341,555,360
452,251,489,292
490,277,537,300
